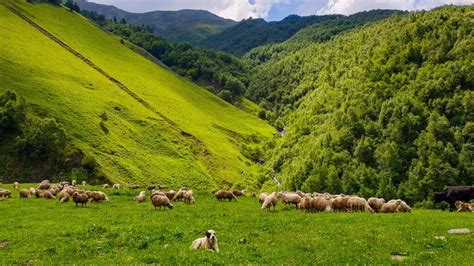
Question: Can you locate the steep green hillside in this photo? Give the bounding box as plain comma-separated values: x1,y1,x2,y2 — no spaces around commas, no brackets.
245,10,406,67
77,0,236,44
251,6,473,204
0,1,275,188
199,15,341,56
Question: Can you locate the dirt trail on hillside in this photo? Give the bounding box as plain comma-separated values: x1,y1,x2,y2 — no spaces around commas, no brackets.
4,3,186,130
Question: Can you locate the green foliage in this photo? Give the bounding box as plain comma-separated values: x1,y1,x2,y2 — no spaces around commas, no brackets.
64,0,80,12
253,6,473,204
81,10,249,100
0,90,26,135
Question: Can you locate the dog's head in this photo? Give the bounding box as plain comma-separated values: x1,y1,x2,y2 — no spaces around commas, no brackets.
205,230,217,242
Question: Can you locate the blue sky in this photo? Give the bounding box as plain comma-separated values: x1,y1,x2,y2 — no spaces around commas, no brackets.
88,0,473,21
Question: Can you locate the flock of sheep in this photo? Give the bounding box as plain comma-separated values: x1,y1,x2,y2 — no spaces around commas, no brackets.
0,180,424,215
256,191,412,213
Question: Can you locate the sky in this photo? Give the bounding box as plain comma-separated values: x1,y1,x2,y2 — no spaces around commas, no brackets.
87,0,474,21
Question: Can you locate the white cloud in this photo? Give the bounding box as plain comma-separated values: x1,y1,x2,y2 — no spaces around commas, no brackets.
318,0,473,15
90,0,289,20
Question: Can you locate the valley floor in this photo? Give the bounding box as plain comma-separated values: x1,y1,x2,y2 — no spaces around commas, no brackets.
0,184,472,264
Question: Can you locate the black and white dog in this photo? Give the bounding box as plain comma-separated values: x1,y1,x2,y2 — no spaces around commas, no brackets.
190,230,219,252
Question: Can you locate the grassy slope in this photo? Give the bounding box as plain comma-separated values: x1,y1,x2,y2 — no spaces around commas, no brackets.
0,184,473,264
0,1,274,188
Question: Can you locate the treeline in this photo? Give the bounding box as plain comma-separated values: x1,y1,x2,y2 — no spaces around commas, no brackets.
0,91,102,183
253,6,473,206
199,15,341,56
81,10,250,102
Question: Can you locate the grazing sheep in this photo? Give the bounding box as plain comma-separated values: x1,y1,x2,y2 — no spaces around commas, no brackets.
367,197,386,213
311,196,333,212
112,183,121,190
347,197,373,212
278,192,301,208
381,199,411,213
259,192,268,205
0,189,12,198
58,190,69,203
232,190,244,197
214,190,237,202
261,192,277,211
72,192,89,207
151,194,173,210
89,191,109,202
19,189,31,198
184,190,195,204
129,184,141,190
42,190,55,200
37,181,50,190
164,190,176,200
150,190,166,199
147,184,156,190
35,189,44,198
251,192,256,197
455,201,473,212
134,191,146,203
82,181,87,186
173,187,188,201
71,180,77,186
298,196,312,211
13,182,19,189
103,184,109,189
296,191,306,198
332,195,350,212
190,230,219,252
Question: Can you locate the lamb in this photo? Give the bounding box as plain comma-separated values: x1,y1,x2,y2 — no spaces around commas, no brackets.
278,192,301,208
13,182,19,189
184,190,195,204
258,192,268,205
164,190,176,200
347,196,373,212
261,192,277,211
112,183,121,190
134,191,146,203
89,191,109,202
19,189,31,198
455,201,473,212
103,184,109,189
173,187,188,201
367,197,385,213
151,194,174,210
214,190,237,202
72,192,89,207
0,189,12,198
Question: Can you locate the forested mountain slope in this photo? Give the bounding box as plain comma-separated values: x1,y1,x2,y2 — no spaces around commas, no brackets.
0,1,274,188
199,15,340,56
76,0,236,44
255,5,473,205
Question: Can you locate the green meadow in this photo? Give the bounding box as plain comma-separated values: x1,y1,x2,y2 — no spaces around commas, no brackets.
0,0,275,188
0,184,472,264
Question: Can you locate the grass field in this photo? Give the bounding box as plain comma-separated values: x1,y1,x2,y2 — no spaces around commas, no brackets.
0,0,274,187
0,184,472,264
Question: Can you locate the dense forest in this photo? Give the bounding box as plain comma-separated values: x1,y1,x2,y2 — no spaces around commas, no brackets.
199,15,341,56
251,6,473,206
81,10,250,102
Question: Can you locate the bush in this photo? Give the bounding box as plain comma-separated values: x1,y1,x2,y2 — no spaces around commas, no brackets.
0,90,26,135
